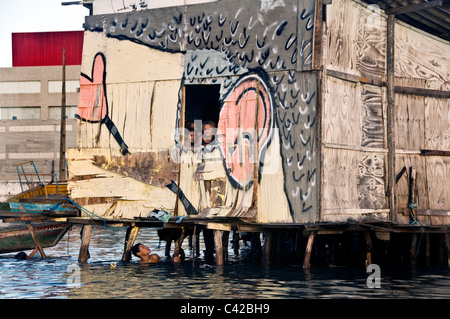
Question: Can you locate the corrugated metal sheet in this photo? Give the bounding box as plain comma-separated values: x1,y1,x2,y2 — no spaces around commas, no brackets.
12,31,84,67
361,0,450,41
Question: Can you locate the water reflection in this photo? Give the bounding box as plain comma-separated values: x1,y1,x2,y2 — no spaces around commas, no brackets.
0,225,448,299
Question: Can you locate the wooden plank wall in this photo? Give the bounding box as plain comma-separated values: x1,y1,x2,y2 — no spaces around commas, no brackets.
69,0,319,223
321,0,450,225
322,0,388,222
68,32,183,218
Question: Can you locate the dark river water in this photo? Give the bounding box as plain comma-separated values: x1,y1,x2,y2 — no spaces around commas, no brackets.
0,224,449,301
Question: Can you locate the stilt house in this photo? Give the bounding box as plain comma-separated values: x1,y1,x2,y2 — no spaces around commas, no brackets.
68,0,450,228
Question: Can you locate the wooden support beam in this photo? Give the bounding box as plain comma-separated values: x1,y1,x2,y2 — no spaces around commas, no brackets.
213,230,224,266
263,231,276,265
420,149,450,156
173,227,186,259
395,86,450,99
303,231,316,269
386,14,396,221
203,229,215,263
78,224,92,263
425,233,431,266
386,0,443,15
27,223,46,260
192,226,200,262
122,225,140,262
232,230,240,256
222,231,230,263
445,233,450,266
365,232,373,267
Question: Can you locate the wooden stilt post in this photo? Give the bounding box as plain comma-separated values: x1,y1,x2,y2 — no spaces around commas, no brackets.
386,13,396,221
195,227,201,258
214,230,224,266
425,233,431,266
264,231,275,264
233,230,240,256
192,226,197,259
303,231,316,269
251,232,262,260
203,229,215,263
365,232,373,267
174,227,186,258
165,239,172,257
410,233,418,266
445,233,450,266
27,224,46,260
222,231,230,263
122,225,140,262
78,224,92,263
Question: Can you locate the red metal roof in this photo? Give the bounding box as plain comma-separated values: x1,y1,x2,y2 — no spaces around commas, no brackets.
12,31,84,67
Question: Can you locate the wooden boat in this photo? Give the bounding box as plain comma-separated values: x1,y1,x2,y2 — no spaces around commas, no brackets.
8,183,78,216
0,222,71,254
1,162,76,255
8,161,79,216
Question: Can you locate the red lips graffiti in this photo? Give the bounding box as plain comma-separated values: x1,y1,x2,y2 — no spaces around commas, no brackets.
217,75,273,189
78,53,129,155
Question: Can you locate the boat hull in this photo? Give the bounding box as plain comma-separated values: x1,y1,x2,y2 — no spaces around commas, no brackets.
0,222,71,254
8,184,76,215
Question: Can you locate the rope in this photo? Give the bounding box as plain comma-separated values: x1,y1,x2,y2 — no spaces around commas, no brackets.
408,202,420,225
68,198,107,225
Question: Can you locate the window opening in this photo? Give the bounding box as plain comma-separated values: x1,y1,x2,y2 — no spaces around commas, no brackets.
183,84,221,147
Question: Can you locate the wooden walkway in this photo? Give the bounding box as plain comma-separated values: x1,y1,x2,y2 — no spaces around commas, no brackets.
1,211,449,267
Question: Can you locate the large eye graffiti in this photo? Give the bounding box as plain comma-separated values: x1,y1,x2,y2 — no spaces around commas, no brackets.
77,53,129,155
217,75,273,189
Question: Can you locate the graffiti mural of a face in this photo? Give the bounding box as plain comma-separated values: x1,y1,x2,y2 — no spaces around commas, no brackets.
83,0,317,220
217,75,273,189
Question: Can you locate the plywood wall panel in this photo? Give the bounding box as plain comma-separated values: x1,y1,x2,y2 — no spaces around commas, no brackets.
395,93,426,150
424,97,450,151
323,77,361,147
426,156,450,211
323,148,359,211
360,84,384,148
327,0,386,79
395,24,450,89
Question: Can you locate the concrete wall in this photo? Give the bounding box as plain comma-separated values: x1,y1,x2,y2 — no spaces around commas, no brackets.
0,65,80,201
0,65,81,120
0,118,78,201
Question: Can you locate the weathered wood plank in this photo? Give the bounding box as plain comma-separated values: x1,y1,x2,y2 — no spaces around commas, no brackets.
395,92,426,150
81,31,185,83
213,230,224,266
78,224,92,263
360,84,384,148
426,156,450,212
122,225,140,262
357,152,386,209
303,231,316,269
323,77,361,147
355,3,386,78
424,97,450,151
386,13,396,221
323,148,359,211
395,22,450,88
92,150,178,188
